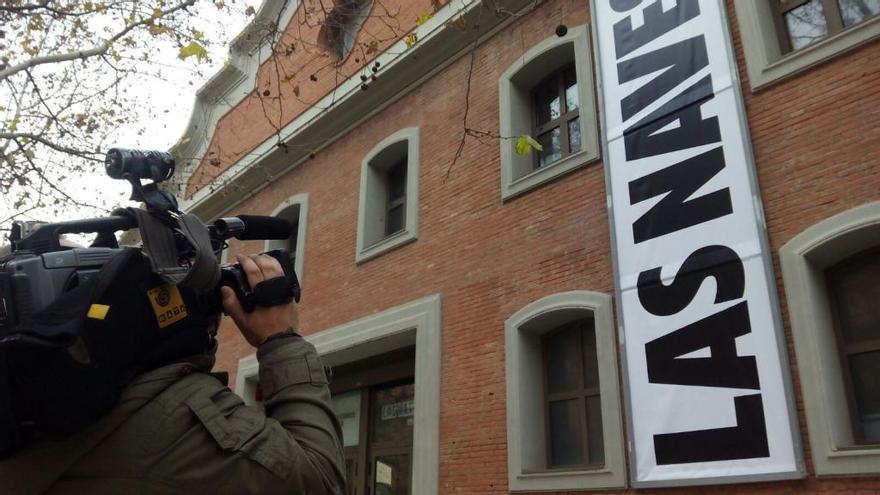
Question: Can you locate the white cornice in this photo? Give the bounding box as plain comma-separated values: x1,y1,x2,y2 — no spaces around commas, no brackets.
170,0,300,197
174,0,539,221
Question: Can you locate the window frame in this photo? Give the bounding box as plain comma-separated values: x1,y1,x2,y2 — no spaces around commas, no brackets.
825,246,880,446
735,0,880,90
504,291,626,491
779,201,880,476
498,24,599,201
356,127,420,264
530,64,581,170
264,192,309,286
541,319,604,470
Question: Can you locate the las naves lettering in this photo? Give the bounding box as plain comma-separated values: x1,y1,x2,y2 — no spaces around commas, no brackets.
594,0,801,485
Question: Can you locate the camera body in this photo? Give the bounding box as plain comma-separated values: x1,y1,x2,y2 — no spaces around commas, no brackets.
0,248,118,333
0,148,301,458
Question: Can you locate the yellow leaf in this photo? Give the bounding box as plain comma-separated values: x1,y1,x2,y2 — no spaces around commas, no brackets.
84,2,93,11
152,8,162,17
404,33,418,48
515,135,543,156
415,12,433,26
193,30,205,40
178,41,208,62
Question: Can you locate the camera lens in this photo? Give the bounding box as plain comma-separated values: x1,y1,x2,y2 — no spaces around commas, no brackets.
105,148,175,182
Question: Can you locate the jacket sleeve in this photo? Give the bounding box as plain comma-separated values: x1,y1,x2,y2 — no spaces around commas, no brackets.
143,336,347,495
255,334,347,493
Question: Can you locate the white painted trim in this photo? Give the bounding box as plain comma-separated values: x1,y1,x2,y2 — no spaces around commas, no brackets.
233,294,442,494
264,192,309,285
505,291,627,491
779,202,880,477
734,0,880,91
356,127,420,263
498,24,600,201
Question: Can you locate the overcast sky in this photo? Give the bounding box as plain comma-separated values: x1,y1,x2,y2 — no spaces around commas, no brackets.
1,2,258,233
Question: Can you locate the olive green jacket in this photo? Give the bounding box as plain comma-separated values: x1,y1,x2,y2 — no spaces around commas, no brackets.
4,336,346,494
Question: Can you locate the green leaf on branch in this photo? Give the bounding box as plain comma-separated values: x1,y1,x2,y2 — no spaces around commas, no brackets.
178,41,208,62
515,135,543,156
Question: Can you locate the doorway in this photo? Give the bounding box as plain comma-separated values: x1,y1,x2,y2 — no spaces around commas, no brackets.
330,346,415,495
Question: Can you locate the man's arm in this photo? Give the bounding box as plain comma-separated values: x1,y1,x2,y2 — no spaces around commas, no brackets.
207,253,346,493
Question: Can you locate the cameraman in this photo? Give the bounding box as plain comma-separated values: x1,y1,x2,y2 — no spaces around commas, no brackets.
6,253,346,494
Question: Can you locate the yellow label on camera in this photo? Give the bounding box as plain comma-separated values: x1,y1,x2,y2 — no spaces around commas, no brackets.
147,284,187,329
87,304,110,320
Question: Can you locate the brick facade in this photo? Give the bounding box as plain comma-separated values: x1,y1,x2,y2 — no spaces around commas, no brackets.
184,0,880,492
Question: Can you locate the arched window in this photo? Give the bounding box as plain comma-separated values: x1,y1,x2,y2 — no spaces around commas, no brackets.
505,291,626,491
265,193,309,284
498,25,599,200
318,0,373,61
356,128,420,263
780,202,880,476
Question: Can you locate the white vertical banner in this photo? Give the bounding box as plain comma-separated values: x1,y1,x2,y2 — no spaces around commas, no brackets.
592,0,803,486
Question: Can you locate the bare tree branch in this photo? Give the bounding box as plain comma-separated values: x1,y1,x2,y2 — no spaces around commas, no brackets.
0,0,196,81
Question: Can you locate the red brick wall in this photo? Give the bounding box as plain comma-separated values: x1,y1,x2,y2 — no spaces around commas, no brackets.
205,0,880,492
186,0,444,196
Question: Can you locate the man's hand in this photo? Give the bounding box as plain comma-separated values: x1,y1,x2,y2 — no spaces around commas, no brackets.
220,254,296,347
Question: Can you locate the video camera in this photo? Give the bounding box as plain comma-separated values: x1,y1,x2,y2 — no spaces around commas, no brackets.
0,148,301,458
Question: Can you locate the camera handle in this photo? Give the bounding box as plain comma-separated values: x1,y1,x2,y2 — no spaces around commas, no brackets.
125,176,178,216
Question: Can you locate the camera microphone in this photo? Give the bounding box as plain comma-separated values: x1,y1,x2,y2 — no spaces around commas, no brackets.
233,215,292,240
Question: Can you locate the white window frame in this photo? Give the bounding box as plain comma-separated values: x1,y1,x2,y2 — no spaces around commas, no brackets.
356,127,420,263
235,294,441,494
498,24,600,201
734,0,880,90
505,291,627,491
779,201,880,476
264,193,309,285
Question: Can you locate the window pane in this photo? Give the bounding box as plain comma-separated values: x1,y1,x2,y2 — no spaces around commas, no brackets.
828,250,880,346
582,324,599,391
386,204,405,235
849,351,880,443
534,77,561,125
549,399,585,466
586,395,605,466
331,390,362,447
568,117,582,155
564,66,579,113
839,0,880,27
374,454,411,495
388,162,407,201
537,128,562,168
546,324,582,394
371,382,415,446
785,0,829,51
